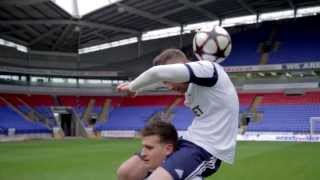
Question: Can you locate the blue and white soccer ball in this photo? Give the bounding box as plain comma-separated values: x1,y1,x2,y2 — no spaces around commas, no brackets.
193,26,232,64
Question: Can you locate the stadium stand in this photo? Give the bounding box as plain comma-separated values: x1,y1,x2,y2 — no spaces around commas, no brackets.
243,92,320,132
58,95,184,130
0,94,56,134
170,107,194,130
95,106,163,130
248,104,320,132
0,105,51,134
220,16,320,66
269,16,320,64
222,23,272,66
1,91,319,135
0,127,5,135
80,92,320,133
93,92,320,133
0,5,319,139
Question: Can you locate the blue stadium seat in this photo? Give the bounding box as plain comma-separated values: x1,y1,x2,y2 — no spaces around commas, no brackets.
95,106,163,130
247,104,320,132
0,127,6,135
222,23,272,66
269,16,320,64
222,16,320,66
35,106,56,127
171,107,194,130
17,105,30,114
0,107,51,134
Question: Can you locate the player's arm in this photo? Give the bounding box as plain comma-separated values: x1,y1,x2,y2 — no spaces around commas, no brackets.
117,64,190,93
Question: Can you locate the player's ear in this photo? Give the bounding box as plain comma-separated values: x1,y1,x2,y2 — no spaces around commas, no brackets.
164,144,174,156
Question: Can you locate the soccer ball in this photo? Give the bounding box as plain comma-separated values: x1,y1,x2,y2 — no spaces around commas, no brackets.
193,26,232,63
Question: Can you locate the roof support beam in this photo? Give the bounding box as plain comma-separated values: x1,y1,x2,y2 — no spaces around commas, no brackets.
0,35,29,45
0,29,26,36
177,0,219,19
159,0,215,18
80,34,131,48
30,26,62,45
0,19,139,34
93,31,109,41
29,50,78,57
79,30,110,45
78,21,138,34
286,0,295,9
116,3,180,26
79,30,109,45
237,0,256,15
0,0,50,6
23,25,41,37
0,24,31,44
52,24,73,50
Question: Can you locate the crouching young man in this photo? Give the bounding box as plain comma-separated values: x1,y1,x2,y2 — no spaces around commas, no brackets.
117,120,178,180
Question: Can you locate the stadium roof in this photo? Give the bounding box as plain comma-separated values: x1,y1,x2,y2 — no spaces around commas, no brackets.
1,0,320,53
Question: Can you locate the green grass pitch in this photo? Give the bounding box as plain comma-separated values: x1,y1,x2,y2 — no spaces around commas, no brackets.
0,139,319,180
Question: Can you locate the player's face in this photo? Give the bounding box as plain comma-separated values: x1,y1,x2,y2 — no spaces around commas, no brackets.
141,135,173,170
164,82,188,93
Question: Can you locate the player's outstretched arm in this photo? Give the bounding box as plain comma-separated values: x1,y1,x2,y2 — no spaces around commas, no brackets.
116,82,137,97
128,64,190,92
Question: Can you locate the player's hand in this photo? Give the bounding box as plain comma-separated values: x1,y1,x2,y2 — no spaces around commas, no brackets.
116,82,137,97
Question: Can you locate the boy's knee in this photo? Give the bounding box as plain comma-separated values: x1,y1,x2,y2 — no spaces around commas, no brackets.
117,155,148,180
117,163,141,180
117,164,130,180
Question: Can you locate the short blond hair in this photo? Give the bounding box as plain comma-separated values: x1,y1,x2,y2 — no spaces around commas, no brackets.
153,49,188,66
